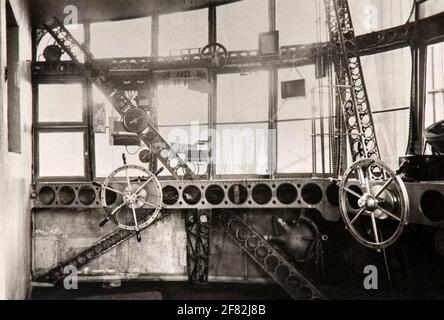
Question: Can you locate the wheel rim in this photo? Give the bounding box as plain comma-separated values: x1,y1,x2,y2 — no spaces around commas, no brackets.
338,159,409,250
101,165,163,231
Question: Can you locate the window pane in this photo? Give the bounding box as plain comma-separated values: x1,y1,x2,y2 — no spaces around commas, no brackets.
278,120,312,173
90,17,151,58
37,24,84,62
215,123,268,175
373,110,409,168
361,48,411,168
276,66,319,173
348,0,414,35
276,0,327,45
38,84,83,122
217,0,268,51
217,71,269,123
216,71,269,174
158,83,208,126
159,9,208,56
425,42,444,129
39,132,84,177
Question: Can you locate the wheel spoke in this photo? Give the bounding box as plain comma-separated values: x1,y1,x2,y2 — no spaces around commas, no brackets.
374,177,394,199
135,175,155,195
123,165,132,191
102,185,125,196
139,199,159,209
131,204,139,232
357,167,370,193
110,201,127,216
342,186,362,199
370,212,380,244
349,208,365,225
376,204,401,222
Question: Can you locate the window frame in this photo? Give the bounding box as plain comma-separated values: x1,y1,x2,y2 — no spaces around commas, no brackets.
33,78,92,182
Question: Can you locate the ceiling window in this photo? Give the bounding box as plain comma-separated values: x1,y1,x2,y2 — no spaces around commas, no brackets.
159,9,208,56
90,17,151,58
217,0,269,51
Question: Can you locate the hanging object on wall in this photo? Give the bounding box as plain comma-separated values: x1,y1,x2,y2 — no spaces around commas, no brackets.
281,60,306,99
281,79,306,99
258,30,280,56
93,103,106,133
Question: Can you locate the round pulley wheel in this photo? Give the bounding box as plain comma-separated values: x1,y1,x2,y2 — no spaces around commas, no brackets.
338,159,409,250
200,42,228,70
123,108,149,133
43,45,63,62
100,164,162,231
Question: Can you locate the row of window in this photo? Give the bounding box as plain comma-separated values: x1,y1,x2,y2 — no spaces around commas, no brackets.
34,0,418,180
37,0,414,61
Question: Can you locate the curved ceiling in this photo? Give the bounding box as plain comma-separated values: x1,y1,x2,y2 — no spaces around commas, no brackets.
31,0,241,26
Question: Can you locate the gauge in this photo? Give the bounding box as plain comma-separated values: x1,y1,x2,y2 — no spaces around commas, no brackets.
123,108,149,133
139,149,152,163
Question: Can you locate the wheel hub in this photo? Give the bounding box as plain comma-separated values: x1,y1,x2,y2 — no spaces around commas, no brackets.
358,194,378,211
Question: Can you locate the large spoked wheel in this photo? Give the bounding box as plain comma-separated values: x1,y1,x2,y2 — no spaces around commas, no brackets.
200,42,228,69
339,159,409,250
100,161,163,239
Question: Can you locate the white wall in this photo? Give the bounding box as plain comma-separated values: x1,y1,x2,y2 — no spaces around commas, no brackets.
0,0,33,300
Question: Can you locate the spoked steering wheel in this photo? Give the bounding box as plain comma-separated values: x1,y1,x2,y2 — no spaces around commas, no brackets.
98,154,163,242
200,42,228,70
338,159,409,250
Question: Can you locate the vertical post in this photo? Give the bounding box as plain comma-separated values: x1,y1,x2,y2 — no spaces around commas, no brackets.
84,20,95,180
150,13,159,172
208,4,217,178
268,0,277,177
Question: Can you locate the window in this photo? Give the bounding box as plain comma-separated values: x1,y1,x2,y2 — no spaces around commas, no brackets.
361,48,411,168
7,0,20,153
277,66,322,173
157,83,209,177
217,0,269,51
425,42,444,129
348,0,414,35
216,71,269,175
38,132,85,177
35,82,88,179
276,0,327,46
90,17,151,58
38,84,83,122
159,9,208,56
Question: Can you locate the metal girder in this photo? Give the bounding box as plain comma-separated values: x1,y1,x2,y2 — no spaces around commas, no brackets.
214,210,326,300
325,0,381,163
31,179,341,222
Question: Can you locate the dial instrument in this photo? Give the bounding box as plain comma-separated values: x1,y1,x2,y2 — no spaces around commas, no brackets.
123,108,149,133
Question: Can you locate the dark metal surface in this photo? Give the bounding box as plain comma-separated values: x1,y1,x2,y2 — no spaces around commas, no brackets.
214,210,326,300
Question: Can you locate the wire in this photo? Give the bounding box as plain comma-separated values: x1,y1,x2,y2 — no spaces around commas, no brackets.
125,145,141,155
405,0,417,24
